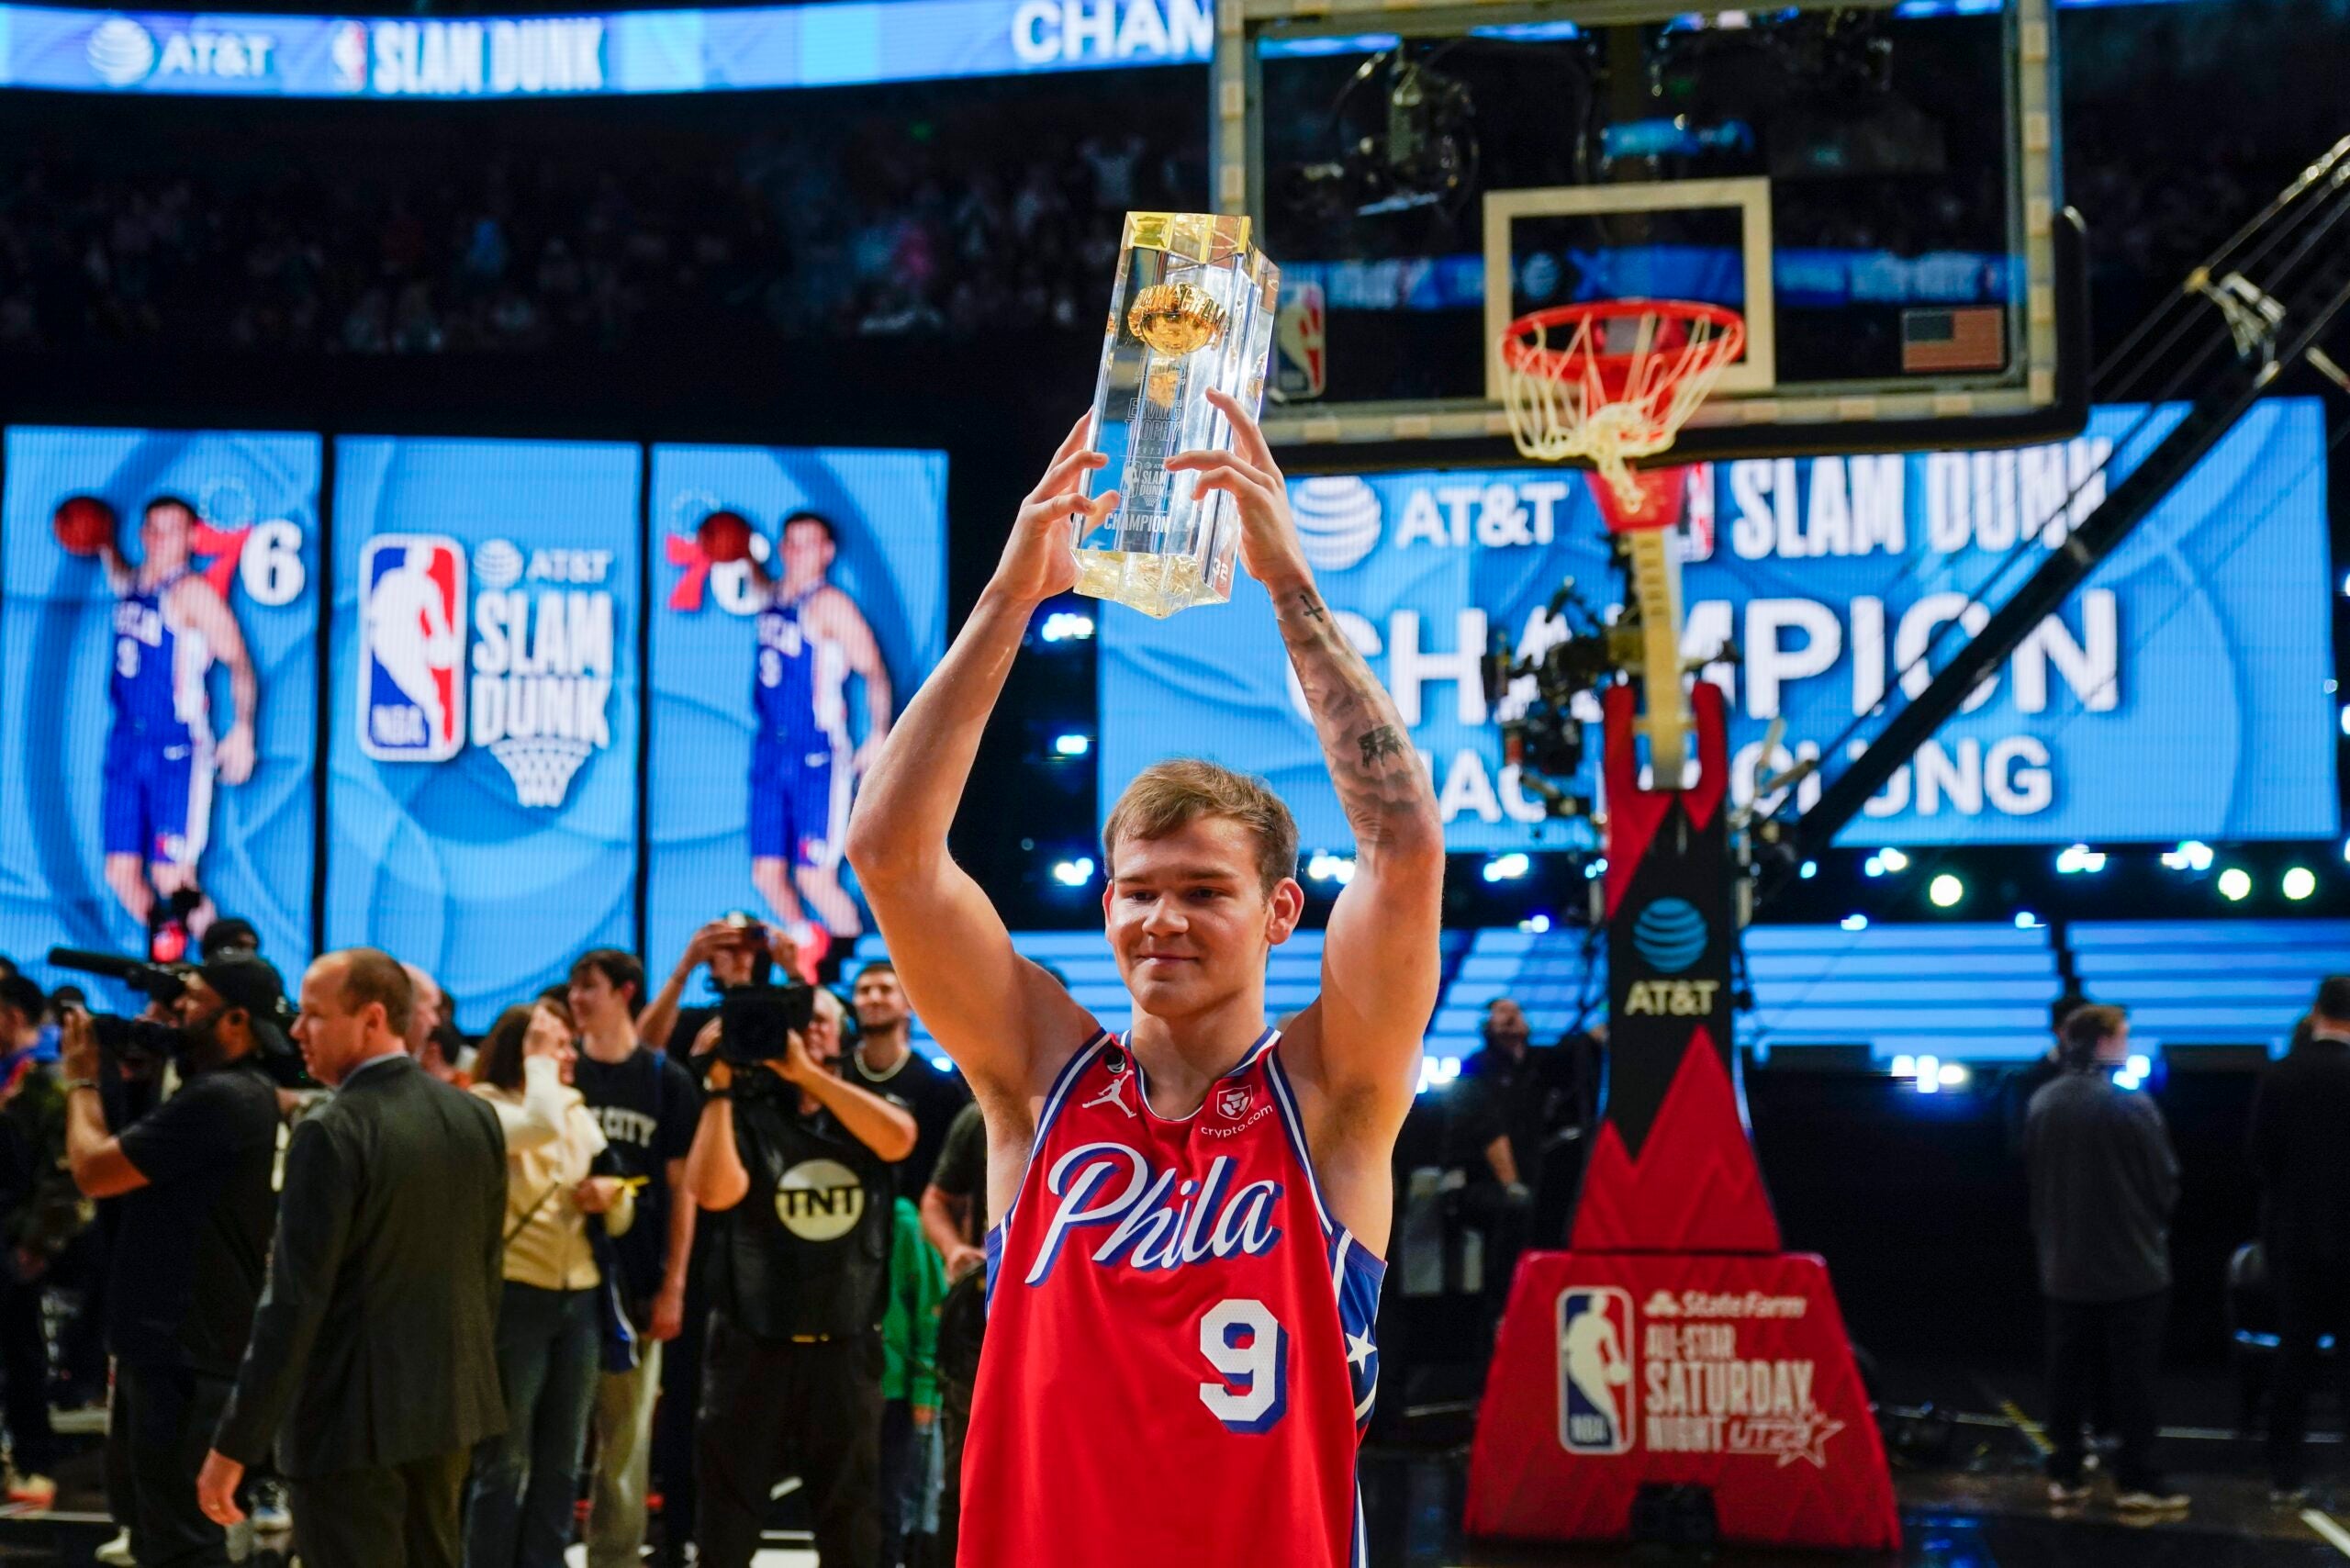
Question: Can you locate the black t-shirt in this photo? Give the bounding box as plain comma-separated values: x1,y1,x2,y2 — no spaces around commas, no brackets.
667,1004,722,1068
930,1102,988,1244
1446,1039,1591,1189
711,1085,895,1340
573,1047,700,1305
846,1042,970,1196
109,1058,282,1374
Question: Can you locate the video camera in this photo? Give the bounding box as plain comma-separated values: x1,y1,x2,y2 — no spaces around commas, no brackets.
47,946,314,1088
46,946,193,1059
718,980,819,1070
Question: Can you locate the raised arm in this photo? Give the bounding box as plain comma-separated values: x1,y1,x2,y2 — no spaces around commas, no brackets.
845,415,1112,1107
1169,389,1445,1131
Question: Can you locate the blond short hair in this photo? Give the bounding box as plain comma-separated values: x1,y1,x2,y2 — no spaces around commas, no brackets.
1102,758,1299,895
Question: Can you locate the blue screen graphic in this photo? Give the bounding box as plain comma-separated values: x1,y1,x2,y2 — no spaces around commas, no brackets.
1101,399,2338,852
645,445,946,979
0,429,320,991
328,437,642,1029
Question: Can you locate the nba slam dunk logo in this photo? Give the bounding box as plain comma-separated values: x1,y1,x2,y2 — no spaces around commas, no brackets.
1558,1287,1636,1455
358,534,618,807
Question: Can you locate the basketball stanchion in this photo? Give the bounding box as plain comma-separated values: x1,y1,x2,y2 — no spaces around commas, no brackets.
1463,304,1902,1553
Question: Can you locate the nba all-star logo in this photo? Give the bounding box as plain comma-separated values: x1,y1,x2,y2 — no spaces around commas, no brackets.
357,534,617,807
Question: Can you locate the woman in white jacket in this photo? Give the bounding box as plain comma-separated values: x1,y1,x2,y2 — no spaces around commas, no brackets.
464,1000,634,1568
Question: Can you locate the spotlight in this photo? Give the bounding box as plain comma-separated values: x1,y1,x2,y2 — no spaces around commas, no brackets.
1915,1053,1941,1094
1050,856,1096,887
1483,852,1531,883
1518,913,1553,934
2127,1054,2151,1080
1890,1054,1916,1079
1583,857,1608,881
1039,610,1096,644
1878,847,1909,872
1051,733,1091,757
2283,866,2317,902
2218,867,2252,902
2014,912,2042,929
2341,705,2350,738
1841,913,1869,932
1305,851,1358,885
1799,860,1818,879
2056,844,2108,874
2160,841,2214,872
1936,1062,1968,1088
1929,873,1964,909
1863,856,1885,878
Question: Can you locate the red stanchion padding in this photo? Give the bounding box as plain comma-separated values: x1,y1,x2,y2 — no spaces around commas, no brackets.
1465,1250,1900,1551
1570,1030,1779,1255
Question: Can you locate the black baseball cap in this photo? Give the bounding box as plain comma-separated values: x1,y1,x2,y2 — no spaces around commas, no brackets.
196,956,294,1058
200,918,261,961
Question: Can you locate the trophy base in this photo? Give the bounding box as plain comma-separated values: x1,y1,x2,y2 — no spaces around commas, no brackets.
1071,547,1225,620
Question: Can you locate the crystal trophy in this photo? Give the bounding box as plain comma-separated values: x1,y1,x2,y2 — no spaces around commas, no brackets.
1074,212,1280,619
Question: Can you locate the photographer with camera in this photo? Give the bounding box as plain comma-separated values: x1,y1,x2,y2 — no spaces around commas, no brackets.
59,956,287,1568
683,981,914,1568
636,914,798,1059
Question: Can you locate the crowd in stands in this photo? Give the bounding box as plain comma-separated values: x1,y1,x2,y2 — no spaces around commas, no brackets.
0,96,1195,355
0,5,2329,361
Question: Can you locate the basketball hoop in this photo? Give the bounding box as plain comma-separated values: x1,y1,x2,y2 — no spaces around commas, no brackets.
490,737,594,808
1496,300,1745,514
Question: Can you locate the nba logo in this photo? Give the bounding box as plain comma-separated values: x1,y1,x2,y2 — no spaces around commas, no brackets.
1677,465,1717,563
1557,1286,1636,1455
358,534,466,762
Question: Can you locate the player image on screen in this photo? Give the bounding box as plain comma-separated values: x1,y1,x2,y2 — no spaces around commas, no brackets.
95,496,259,947
847,394,1444,1568
740,509,894,950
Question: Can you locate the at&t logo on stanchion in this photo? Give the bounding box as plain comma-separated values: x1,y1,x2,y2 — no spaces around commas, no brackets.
1557,1286,1636,1455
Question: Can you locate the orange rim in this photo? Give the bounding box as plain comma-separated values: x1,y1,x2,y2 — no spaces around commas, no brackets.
1499,299,1746,382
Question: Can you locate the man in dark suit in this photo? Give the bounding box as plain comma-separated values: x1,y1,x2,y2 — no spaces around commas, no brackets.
2250,975,2350,1500
196,948,508,1568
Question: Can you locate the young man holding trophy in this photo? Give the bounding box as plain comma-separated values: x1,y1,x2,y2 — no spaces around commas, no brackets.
846,210,1445,1568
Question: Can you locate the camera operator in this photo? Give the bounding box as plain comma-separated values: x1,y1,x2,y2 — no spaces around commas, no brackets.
636,915,797,1058
59,957,286,1568
684,997,914,1568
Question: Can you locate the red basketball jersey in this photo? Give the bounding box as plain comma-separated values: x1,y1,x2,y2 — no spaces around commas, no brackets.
960,1027,1383,1568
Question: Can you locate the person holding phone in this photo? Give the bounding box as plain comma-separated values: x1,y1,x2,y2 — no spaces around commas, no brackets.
681,994,913,1568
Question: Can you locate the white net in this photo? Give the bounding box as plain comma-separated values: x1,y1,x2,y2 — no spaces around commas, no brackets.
1497,305,1744,513
490,738,594,808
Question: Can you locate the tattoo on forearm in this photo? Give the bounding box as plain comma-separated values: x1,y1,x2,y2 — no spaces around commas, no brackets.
1273,588,1438,849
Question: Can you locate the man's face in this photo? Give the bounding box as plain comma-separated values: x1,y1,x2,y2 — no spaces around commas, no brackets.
173,976,230,1047
567,967,629,1031
142,502,194,575
778,520,834,589
853,969,907,1033
709,941,755,991
1487,999,1531,1054
404,969,443,1054
293,960,370,1086
1103,816,1299,1022
805,997,845,1068
2098,1018,2132,1065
